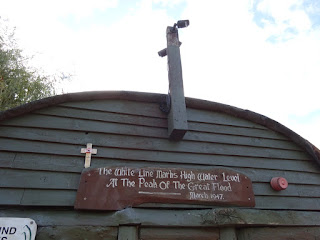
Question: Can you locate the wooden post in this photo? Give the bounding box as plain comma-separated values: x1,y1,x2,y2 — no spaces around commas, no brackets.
220,227,237,240
166,26,188,140
118,226,138,240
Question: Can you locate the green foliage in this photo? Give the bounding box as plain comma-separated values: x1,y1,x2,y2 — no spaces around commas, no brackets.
0,18,64,111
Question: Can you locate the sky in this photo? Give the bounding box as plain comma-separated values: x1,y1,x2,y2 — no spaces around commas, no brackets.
1,0,320,148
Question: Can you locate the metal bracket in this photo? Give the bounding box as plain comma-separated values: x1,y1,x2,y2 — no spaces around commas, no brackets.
159,92,171,114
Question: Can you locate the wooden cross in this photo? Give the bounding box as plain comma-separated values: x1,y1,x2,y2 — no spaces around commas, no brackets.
81,143,97,168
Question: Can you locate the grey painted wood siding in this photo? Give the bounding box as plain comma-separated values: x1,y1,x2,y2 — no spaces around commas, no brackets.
0,99,319,210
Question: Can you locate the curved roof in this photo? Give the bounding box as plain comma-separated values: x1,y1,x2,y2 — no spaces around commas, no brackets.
1,90,320,166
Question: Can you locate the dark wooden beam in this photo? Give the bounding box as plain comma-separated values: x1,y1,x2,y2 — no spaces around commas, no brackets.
166,26,188,140
1,208,320,227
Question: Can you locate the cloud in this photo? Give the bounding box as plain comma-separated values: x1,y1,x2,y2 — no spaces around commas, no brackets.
180,0,320,145
53,0,177,93
1,0,118,19
253,0,315,42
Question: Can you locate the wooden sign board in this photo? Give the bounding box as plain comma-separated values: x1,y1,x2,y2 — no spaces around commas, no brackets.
74,167,255,210
0,218,37,240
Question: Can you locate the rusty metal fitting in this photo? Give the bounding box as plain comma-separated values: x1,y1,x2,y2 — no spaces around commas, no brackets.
270,177,288,191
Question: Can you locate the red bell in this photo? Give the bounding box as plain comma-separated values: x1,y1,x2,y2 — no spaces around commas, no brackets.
270,177,288,191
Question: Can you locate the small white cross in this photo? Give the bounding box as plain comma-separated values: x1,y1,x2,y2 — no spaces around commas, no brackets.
81,143,97,168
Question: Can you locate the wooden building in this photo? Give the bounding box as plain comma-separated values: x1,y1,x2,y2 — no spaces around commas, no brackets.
0,90,320,239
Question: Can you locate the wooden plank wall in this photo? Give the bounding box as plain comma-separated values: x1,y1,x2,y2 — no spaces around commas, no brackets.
0,99,320,210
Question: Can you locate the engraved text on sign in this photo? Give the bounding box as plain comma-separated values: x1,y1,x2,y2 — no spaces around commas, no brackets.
74,167,255,210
